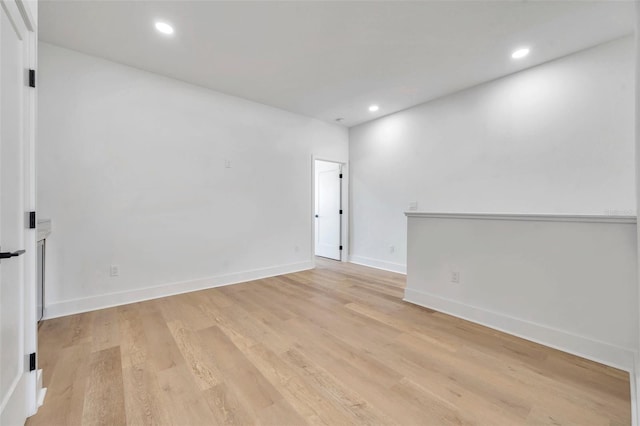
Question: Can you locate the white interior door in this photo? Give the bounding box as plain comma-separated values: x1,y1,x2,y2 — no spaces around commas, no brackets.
315,160,341,260
0,1,30,424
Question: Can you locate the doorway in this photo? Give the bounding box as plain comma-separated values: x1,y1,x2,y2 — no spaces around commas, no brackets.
314,160,343,261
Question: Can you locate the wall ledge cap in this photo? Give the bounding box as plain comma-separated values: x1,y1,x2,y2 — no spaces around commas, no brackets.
404,212,637,224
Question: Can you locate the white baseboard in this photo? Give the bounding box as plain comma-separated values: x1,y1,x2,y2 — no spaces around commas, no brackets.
1,372,27,426
36,370,46,408
349,255,407,274
44,261,314,319
404,288,636,373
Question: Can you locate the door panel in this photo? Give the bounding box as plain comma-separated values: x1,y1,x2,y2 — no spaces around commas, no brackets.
0,1,28,424
315,161,341,260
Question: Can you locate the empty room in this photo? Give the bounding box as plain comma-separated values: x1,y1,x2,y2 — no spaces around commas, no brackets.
1,0,640,425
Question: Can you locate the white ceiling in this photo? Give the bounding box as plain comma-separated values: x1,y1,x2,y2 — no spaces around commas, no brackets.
39,1,635,127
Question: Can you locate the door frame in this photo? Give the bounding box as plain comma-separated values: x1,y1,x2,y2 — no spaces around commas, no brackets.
311,156,348,264
0,0,39,421
22,1,38,415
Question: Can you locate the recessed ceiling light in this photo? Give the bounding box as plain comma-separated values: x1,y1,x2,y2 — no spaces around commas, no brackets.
369,105,379,112
511,48,530,59
155,22,174,35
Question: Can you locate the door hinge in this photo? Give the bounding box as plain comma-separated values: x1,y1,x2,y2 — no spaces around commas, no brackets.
339,246,343,251
28,69,36,88
339,174,343,179
29,211,36,229
339,210,343,214
29,352,36,371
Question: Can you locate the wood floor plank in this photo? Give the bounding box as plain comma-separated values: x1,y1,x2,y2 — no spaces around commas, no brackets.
121,364,173,426
81,346,127,426
255,399,308,426
138,306,185,372
197,325,254,373
281,348,395,425
90,308,120,353
222,360,284,412
26,342,91,426
203,382,254,426
243,343,354,425
64,312,94,348
28,257,632,425
166,320,222,390
157,292,217,331
155,364,217,425
118,303,149,369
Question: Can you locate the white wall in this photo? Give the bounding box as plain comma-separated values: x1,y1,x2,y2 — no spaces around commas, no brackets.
349,37,635,272
38,43,348,318
405,213,638,371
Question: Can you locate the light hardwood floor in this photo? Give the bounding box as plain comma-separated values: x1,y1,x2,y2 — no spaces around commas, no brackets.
27,258,630,425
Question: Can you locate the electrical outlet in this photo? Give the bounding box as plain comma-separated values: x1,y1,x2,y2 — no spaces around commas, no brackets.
110,265,120,277
294,245,300,253
224,159,232,168
389,245,395,253
450,271,460,283
409,201,418,211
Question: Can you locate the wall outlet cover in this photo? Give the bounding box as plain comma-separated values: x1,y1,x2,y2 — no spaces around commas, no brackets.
110,265,120,277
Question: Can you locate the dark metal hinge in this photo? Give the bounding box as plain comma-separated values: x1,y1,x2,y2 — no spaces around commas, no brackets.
29,352,36,371
339,246,343,251
339,174,343,179
29,211,36,229
339,210,343,214
28,69,35,88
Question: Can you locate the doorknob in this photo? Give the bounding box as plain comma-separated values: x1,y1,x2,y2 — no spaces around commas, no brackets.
0,249,25,259
315,214,319,218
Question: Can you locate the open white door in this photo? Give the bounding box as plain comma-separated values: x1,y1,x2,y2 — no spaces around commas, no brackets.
0,1,37,424
314,160,342,260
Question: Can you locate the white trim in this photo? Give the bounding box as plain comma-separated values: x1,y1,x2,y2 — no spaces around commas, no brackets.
27,37,40,418
349,255,407,274
0,0,27,39
0,374,27,426
35,370,46,408
404,212,637,224
36,219,50,241
404,287,636,373
44,261,313,319
14,0,35,31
